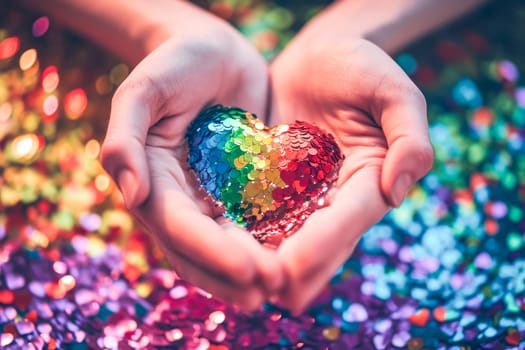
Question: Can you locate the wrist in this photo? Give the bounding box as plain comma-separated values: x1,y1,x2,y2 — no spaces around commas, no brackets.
18,0,233,65
288,0,487,54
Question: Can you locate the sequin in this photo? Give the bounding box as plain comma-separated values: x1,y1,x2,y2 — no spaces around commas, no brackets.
186,105,343,242
1,2,525,349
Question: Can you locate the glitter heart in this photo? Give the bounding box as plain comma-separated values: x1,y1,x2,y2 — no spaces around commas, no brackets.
186,105,344,243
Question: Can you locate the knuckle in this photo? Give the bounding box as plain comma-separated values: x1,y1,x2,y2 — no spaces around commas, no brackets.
112,73,163,108
99,140,121,174
379,77,425,104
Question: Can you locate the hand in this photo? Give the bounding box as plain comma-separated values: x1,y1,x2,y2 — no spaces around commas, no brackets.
100,4,283,311
270,37,434,313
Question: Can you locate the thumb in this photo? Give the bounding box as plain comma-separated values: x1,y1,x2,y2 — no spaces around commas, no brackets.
378,87,434,207
101,76,158,208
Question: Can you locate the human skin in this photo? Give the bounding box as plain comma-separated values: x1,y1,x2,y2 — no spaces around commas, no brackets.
19,0,284,312
16,0,486,313
268,0,487,313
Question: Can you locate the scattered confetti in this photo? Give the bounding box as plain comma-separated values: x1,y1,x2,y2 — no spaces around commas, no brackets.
0,1,524,349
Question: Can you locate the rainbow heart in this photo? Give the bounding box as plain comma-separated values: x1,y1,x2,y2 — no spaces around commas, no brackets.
186,105,344,243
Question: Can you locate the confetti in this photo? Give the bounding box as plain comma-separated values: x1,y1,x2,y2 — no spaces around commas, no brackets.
186,105,343,243
0,0,524,349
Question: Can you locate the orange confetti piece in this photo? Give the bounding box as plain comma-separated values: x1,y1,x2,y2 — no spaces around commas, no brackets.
48,338,57,350
484,219,499,235
472,107,494,125
409,308,430,327
433,306,446,322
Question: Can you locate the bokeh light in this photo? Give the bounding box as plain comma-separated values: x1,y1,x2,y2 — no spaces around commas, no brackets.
0,36,20,60
64,88,87,119
41,65,60,92
32,16,50,37
19,48,37,71
85,139,101,159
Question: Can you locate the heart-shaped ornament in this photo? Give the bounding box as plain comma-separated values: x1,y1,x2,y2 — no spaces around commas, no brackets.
186,105,344,243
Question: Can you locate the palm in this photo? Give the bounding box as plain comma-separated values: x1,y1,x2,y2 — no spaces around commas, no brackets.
102,36,284,310
269,38,432,313
270,40,390,218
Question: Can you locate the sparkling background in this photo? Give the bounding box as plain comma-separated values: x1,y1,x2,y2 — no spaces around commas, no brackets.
1,0,524,349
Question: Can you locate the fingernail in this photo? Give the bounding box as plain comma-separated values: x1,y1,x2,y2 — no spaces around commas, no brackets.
117,168,138,208
391,173,412,207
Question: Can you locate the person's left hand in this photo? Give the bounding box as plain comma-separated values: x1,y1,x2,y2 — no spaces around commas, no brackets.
269,37,434,313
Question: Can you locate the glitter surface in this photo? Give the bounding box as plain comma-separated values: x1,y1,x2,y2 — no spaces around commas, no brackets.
1,1,525,349
186,105,343,242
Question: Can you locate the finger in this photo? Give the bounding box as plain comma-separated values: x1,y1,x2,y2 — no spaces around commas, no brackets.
216,31,269,119
217,219,285,294
277,167,388,313
100,39,225,208
319,40,434,207
373,75,434,207
164,250,266,312
100,73,156,209
134,153,275,288
132,138,285,295
138,194,257,286
359,43,434,207
147,203,284,295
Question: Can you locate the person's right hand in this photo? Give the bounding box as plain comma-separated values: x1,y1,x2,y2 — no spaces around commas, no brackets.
100,2,283,311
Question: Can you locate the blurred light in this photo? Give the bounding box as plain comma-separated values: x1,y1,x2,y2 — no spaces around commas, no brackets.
0,102,12,121
109,64,129,85
165,329,183,342
95,174,111,192
85,139,101,159
58,275,76,291
452,78,482,108
0,333,14,347
26,228,49,248
32,16,50,37
22,112,40,132
41,66,60,92
19,48,37,71
254,31,278,52
14,135,36,157
0,36,20,60
498,60,519,82
64,88,87,119
43,95,58,116
516,88,525,108
209,310,225,324
397,53,418,76
11,134,40,161
95,75,112,95
53,261,68,274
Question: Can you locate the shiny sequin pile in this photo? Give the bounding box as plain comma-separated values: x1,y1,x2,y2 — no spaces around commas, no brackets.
1,0,525,349
186,105,343,242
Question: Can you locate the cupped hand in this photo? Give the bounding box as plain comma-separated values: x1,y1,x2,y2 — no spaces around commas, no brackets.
100,6,282,311
270,37,434,313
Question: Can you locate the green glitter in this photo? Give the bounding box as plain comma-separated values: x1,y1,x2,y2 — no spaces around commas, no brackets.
507,232,523,251
501,172,517,190
52,210,75,230
509,206,523,222
467,143,486,164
